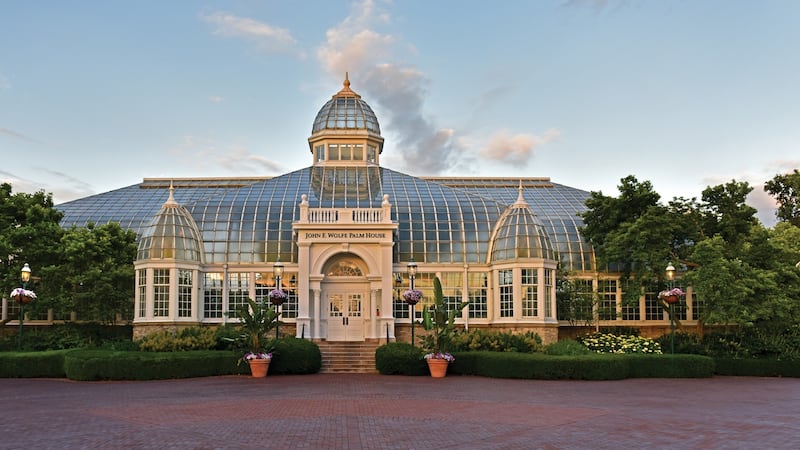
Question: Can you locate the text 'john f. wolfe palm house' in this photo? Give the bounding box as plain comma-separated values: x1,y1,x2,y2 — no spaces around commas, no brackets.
54,75,698,344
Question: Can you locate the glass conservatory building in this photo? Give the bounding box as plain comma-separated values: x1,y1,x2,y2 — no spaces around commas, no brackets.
55,76,678,343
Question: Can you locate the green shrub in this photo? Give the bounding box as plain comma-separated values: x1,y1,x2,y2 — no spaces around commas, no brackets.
544,339,591,356
714,358,800,377
136,327,218,352
578,333,662,354
625,354,714,378
656,331,704,355
450,329,542,353
268,337,321,374
0,323,133,351
375,343,427,375
0,350,71,378
63,350,243,381
450,351,629,380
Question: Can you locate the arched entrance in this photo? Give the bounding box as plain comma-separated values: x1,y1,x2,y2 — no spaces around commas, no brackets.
321,253,368,342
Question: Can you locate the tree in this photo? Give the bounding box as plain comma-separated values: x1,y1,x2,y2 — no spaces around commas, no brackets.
699,180,758,250
54,222,138,323
764,169,800,227
0,183,64,321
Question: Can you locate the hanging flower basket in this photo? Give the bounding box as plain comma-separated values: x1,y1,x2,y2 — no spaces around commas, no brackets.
10,288,36,304
268,289,288,306
402,289,423,305
658,288,684,305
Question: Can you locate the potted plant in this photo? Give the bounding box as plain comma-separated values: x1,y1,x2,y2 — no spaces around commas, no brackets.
420,277,468,378
232,298,280,377
268,288,288,306
10,288,36,304
658,287,685,304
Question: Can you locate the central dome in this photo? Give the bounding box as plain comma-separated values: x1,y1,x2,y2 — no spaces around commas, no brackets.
312,74,380,134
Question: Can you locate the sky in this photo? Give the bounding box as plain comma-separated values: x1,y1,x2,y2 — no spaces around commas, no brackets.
2,0,799,226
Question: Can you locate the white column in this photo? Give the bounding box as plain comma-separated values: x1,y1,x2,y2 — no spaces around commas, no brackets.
313,288,321,339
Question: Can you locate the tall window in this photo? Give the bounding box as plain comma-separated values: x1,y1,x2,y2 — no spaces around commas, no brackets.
692,290,703,321
411,273,435,320
178,269,193,318
621,284,640,321
645,285,663,320
440,272,463,316
468,273,488,319
315,145,325,162
153,269,170,317
367,145,377,163
228,272,249,316
137,269,146,318
543,269,553,318
203,272,223,319
598,279,617,320
328,144,340,160
499,269,513,318
522,269,538,317
392,273,409,319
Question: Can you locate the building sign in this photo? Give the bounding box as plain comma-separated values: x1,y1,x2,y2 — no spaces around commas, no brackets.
303,231,388,240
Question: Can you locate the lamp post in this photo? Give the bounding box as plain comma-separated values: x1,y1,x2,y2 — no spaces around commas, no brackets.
19,263,31,351
407,257,418,347
665,262,676,354
273,257,284,340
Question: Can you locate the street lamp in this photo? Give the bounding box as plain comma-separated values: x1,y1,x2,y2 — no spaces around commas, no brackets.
665,262,676,354
272,257,285,339
19,263,31,351
406,257,418,347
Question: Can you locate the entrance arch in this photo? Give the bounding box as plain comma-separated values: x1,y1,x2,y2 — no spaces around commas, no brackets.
321,253,368,342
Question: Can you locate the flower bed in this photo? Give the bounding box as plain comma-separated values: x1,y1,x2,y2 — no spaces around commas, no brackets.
578,333,662,354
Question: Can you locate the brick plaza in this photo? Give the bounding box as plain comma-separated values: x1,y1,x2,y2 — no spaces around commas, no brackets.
2,374,798,449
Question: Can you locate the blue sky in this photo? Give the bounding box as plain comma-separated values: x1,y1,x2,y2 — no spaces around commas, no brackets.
2,0,798,225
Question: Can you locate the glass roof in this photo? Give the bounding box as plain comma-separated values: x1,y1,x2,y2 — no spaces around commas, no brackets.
57,169,595,271
137,194,204,263
312,96,380,134
311,76,381,134
490,194,556,262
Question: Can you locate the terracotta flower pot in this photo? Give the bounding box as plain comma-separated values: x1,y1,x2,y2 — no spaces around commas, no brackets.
663,295,679,304
247,359,270,378
427,358,449,378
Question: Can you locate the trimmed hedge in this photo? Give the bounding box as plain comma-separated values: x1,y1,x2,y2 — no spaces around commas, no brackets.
375,342,427,375
624,354,715,378
63,350,245,381
268,336,322,375
448,352,714,379
714,358,800,377
0,350,72,378
450,352,630,380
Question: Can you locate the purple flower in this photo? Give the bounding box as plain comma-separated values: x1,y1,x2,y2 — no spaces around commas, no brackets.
402,289,423,305
424,352,455,362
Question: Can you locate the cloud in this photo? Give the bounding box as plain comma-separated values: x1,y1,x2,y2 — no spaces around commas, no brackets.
201,11,303,56
216,149,284,174
170,135,285,175
480,129,561,165
0,127,44,144
0,168,95,204
315,0,465,174
208,95,224,103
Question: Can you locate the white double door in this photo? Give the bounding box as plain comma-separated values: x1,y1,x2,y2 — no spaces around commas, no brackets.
325,285,366,342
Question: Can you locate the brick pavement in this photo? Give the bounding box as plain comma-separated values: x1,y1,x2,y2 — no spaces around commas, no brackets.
1,374,798,449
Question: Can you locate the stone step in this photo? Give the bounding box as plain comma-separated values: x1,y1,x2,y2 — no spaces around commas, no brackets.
317,341,381,373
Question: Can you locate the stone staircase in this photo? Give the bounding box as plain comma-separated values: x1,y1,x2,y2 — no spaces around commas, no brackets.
316,341,381,373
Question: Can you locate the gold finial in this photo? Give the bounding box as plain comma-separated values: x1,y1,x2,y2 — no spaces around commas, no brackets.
165,179,178,206
334,72,360,98
513,180,529,207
